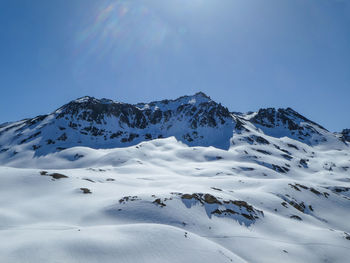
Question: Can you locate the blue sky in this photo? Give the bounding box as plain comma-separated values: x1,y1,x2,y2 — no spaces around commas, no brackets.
0,0,349,131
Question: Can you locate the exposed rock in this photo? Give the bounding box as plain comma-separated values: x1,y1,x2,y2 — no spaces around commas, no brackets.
119,196,140,204
290,215,302,221
341,129,350,142
153,198,166,207
180,193,263,224
204,194,222,204
80,188,92,194
40,171,68,179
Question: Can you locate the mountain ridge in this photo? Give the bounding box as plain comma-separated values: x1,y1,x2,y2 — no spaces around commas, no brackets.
0,92,348,160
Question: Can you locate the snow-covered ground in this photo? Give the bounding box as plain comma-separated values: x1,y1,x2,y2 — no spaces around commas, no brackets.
0,94,349,262
0,135,349,262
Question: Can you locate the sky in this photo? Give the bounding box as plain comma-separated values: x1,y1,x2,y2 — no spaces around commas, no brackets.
0,0,349,131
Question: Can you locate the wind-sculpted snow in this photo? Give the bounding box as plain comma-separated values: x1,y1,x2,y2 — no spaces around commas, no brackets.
0,93,349,262
0,224,246,263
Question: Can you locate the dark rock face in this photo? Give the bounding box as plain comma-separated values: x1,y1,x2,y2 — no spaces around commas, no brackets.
55,94,232,132
249,107,328,145
251,108,277,128
180,192,264,225
251,108,326,131
341,129,350,142
56,97,148,128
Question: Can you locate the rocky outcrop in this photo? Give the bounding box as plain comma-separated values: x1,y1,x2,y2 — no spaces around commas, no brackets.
341,129,350,142
248,107,329,145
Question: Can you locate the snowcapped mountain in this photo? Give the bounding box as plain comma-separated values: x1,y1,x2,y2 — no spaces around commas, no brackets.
0,93,349,263
0,92,346,160
247,107,331,145
0,92,236,158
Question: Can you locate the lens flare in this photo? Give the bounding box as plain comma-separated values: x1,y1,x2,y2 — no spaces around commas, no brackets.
74,0,172,71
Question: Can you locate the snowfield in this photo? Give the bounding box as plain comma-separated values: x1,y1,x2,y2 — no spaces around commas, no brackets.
0,137,349,262
0,224,246,263
0,94,349,262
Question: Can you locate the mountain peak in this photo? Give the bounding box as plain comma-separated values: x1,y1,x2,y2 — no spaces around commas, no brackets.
250,107,326,130
193,91,211,99
247,107,329,145
74,96,96,103
69,96,115,105
170,92,212,106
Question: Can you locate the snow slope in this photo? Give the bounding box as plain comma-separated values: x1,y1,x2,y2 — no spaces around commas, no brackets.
0,93,349,262
0,224,245,263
